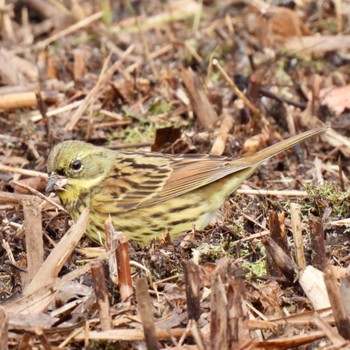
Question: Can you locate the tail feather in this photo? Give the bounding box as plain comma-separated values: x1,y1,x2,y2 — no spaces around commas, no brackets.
233,125,329,166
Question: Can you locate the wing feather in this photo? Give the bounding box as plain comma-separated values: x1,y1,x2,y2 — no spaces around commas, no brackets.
99,152,251,211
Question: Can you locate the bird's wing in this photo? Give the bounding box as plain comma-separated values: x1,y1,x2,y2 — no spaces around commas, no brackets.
99,152,252,211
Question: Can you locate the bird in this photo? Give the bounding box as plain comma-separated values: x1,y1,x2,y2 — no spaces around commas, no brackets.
46,126,328,245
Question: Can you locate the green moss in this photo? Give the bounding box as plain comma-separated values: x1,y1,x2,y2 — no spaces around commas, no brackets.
302,182,350,219
195,243,230,264
229,217,246,239
149,99,173,115
242,258,267,278
112,123,158,144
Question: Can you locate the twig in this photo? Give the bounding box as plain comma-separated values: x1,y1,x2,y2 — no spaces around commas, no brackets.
0,164,47,179
36,11,103,48
236,188,308,197
259,88,307,110
65,52,111,131
11,180,67,213
31,100,83,122
212,58,270,129
65,44,134,131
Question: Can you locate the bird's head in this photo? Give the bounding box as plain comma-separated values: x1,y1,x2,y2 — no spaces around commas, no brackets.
46,141,114,205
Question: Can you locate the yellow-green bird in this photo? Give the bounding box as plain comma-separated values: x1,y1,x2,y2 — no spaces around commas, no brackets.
46,126,328,245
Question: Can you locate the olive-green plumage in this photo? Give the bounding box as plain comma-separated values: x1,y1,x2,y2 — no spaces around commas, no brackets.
46,127,328,244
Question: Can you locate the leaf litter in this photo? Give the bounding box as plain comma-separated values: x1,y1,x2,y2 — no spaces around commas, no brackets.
1,0,350,349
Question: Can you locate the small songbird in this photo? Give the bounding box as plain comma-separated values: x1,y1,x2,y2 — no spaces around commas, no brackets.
46,126,328,245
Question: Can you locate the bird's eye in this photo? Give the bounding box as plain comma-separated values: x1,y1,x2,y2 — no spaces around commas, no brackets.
71,160,82,171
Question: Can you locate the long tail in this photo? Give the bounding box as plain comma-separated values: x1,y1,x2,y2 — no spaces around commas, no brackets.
233,125,329,166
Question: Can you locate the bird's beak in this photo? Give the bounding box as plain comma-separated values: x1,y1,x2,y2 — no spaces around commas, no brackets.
45,174,68,193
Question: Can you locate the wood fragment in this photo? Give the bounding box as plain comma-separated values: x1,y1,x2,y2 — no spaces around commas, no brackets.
312,313,347,347
115,239,133,302
290,203,306,270
24,208,89,295
267,211,287,277
255,331,326,348
309,216,326,271
0,308,8,350
299,266,331,310
324,265,350,339
73,49,86,81
35,328,52,350
5,250,111,314
0,91,58,110
210,113,234,155
227,274,250,349
105,220,133,302
25,0,60,18
91,262,112,331
181,67,218,129
338,155,345,191
210,267,228,350
184,260,201,321
23,198,44,285
135,278,160,350
190,320,206,350
35,90,48,122
262,237,298,281
285,35,350,54
2,240,17,266
18,333,32,350
72,327,191,341
340,274,350,317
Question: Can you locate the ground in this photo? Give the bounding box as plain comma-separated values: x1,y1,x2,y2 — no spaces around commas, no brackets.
1,0,350,349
